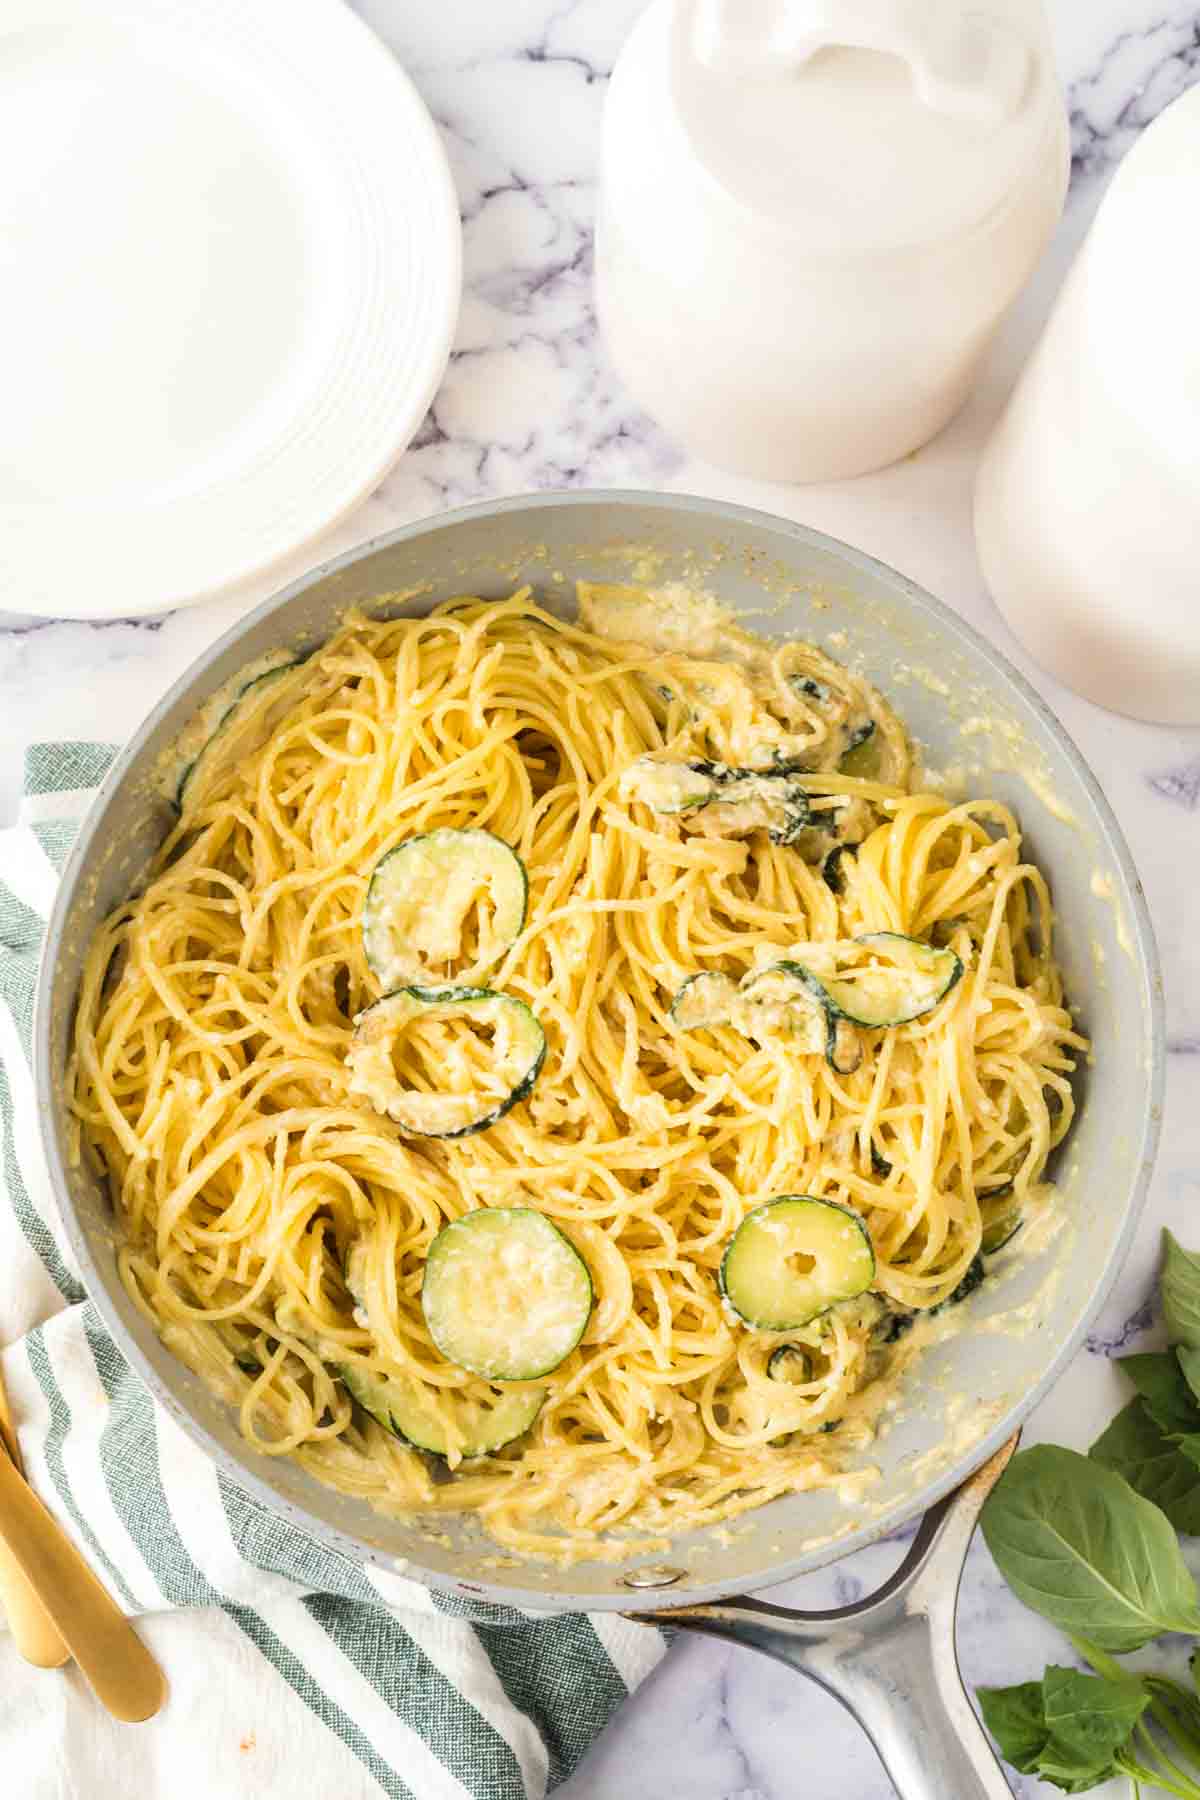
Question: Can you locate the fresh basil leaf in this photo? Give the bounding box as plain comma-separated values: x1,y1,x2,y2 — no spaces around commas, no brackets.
1041,1664,1148,1770
1035,1757,1119,1795
1179,1345,1200,1409
1091,1399,1200,1534
981,1444,1200,1651
981,1667,1148,1794
1163,1230,1200,1349
1118,1351,1200,1439
977,1680,1048,1773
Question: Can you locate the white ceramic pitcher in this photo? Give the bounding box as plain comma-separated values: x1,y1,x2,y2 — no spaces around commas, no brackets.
596,0,1069,483
975,81,1200,726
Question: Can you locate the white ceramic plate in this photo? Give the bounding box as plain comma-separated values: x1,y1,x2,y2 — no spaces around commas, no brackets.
0,0,461,617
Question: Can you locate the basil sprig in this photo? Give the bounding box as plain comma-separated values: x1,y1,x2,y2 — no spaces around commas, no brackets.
977,1231,1200,1795
979,1668,1148,1793
982,1446,1200,1652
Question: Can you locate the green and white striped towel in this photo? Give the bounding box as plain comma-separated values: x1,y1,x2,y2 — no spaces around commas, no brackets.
0,743,664,1800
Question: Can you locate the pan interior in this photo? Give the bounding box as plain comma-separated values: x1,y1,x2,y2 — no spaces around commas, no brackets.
38,494,1161,1610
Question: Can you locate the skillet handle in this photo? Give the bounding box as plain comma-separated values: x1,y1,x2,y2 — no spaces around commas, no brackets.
626,1433,1018,1800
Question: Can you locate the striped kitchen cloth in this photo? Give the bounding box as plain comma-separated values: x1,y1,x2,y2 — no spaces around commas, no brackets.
0,743,664,1800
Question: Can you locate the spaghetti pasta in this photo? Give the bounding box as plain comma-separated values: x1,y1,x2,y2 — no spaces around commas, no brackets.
69,585,1084,1559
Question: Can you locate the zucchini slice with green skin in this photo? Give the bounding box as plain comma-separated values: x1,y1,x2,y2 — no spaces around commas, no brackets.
744,964,862,1074
346,986,546,1138
791,675,833,707
840,719,881,778
794,933,963,1029
870,1143,893,1179
720,1196,876,1331
362,828,528,988
161,648,299,808
981,1210,1023,1255
767,1344,810,1385
671,964,861,1074
877,1307,916,1344
177,655,305,813
823,842,858,895
619,756,813,846
341,1362,545,1458
937,1252,986,1308
619,757,719,814
670,970,743,1031
422,1208,593,1381
824,1014,863,1076
979,1179,1023,1255
270,1292,542,1460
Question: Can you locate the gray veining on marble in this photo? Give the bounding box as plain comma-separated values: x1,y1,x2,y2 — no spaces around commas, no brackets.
2,4,1199,1796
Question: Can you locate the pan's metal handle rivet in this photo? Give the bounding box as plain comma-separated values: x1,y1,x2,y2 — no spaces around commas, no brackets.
620,1565,685,1589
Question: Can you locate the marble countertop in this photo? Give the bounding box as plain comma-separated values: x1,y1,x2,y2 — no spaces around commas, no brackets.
3,3,1199,1796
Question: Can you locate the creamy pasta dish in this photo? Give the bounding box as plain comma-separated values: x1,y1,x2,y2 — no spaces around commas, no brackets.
70,584,1083,1559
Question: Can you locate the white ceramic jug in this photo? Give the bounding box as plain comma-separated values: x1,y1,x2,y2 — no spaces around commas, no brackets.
596,0,1069,483
975,82,1200,726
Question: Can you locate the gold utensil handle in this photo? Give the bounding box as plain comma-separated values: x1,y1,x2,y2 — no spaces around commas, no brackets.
0,1524,71,1668
0,1444,166,1720
0,1366,71,1667
0,1367,21,1468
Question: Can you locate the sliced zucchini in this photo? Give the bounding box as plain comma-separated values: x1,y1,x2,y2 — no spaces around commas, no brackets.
937,1252,986,1309
720,1196,875,1332
160,649,298,807
747,965,861,1074
689,764,813,846
177,655,305,813
786,665,877,767
346,986,546,1138
981,1209,1023,1255
422,1208,592,1381
735,966,825,1054
619,757,717,814
671,963,861,1074
793,933,963,1029
619,756,812,845
840,719,881,778
791,675,833,707
796,797,875,868
672,966,828,1051
362,829,528,988
671,970,740,1030
876,1307,916,1344
341,1363,544,1459
823,842,858,895
978,1175,1016,1200
767,1344,810,1385
673,937,958,1056
825,1016,863,1076
870,1143,894,1179
979,1177,1022,1255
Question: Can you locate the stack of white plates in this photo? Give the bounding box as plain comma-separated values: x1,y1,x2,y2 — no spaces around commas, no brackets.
0,0,461,618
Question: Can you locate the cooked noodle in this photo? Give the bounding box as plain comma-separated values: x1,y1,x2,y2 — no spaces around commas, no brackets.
69,586,1084,1559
